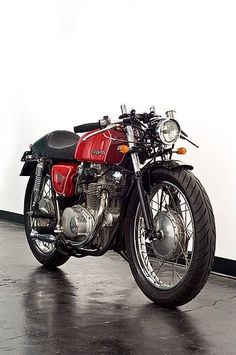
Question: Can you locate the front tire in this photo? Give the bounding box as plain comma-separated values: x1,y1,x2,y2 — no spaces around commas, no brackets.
24,175,70,268
125,167,216,307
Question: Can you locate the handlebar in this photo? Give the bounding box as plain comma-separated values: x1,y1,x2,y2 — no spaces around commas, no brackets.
74,122,101,133
74,109,153,135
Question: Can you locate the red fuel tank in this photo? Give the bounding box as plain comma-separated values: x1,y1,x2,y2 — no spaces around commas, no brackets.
74,128,127,164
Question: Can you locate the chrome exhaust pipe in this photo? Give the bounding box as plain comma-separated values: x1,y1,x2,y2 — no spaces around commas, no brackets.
90,189,109,238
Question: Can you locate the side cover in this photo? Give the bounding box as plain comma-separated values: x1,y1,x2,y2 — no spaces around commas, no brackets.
51,163,78,197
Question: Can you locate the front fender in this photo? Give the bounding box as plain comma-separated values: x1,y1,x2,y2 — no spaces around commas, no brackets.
143,160,193,173
122,160,193,211
142,160,193,193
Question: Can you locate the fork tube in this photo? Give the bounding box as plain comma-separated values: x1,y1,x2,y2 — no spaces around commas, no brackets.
135,171,153,232
125,126,154,234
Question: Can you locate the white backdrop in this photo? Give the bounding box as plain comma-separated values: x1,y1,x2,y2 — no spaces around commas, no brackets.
0,0,235,259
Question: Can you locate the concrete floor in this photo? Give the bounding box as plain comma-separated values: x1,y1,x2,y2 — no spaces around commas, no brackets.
0,220,236,355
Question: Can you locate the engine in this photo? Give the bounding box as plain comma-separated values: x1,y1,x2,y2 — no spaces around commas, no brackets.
61,164,125,248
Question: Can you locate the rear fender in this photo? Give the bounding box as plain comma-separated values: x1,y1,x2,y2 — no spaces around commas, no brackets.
20,161,37,176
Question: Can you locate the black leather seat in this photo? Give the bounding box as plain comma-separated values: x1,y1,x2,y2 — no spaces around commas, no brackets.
31,130,80,161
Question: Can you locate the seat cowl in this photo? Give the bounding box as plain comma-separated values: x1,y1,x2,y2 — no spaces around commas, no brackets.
31,130,80,161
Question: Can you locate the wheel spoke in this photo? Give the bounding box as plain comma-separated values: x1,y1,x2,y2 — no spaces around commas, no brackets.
29,177,56,254
134,180,195,290
151,257,167,274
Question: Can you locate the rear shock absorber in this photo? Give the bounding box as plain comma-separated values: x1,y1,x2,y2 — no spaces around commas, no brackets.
32,159,45,207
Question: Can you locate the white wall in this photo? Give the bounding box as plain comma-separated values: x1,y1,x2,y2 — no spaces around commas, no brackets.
0,0,235,259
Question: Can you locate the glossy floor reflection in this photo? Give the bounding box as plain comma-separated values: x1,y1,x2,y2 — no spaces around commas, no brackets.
0,220,236,355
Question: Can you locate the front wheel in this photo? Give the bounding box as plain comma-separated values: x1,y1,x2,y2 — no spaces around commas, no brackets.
125,167,216,307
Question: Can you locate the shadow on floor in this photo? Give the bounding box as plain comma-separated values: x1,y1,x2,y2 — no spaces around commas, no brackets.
0,220,236,354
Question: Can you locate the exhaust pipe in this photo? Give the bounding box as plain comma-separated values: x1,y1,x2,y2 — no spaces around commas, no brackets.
90,189,109,239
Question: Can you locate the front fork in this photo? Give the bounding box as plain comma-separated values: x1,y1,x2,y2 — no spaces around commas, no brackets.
125,126,158,240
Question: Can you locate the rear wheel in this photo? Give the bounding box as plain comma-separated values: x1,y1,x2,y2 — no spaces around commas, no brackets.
24,174,70,268
125,167,216,307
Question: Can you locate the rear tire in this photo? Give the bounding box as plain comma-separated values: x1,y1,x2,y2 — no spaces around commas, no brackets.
125,167,216,307
24,175,70,268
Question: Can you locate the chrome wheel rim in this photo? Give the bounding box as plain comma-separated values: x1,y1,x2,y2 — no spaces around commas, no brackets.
30,177,56,254
134,181,195,290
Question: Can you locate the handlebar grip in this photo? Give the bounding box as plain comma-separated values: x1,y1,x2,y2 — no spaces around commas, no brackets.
74,122,101,133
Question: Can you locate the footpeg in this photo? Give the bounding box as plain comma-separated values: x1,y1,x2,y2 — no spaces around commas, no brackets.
30,229,56,243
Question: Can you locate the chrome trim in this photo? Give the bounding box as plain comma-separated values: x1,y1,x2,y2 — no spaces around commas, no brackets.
121,104,127,114
134,181,195,290
165,110,176,119
30,229,56,243
54,199,62,233
91,190,109,237
156,118,181,145
125,125,141,173
68,189,109,248
32,160,44,207
125,126,135,149
82,124,116,141
131,153,141,173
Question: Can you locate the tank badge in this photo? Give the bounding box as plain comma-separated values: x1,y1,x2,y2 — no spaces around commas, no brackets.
56,172,66,184
91,150,105,155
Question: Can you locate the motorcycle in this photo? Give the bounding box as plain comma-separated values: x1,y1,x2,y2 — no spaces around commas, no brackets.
20,105,216,307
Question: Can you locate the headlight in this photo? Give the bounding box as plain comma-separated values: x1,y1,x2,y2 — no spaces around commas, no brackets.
156,119,181,145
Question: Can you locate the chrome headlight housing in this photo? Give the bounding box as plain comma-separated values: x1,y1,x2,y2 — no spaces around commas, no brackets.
156,119,181,145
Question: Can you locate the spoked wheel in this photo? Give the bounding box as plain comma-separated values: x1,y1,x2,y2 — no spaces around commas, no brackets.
24,174,70,268
126,167,216,307
136,181,194,290
31,176,56,254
